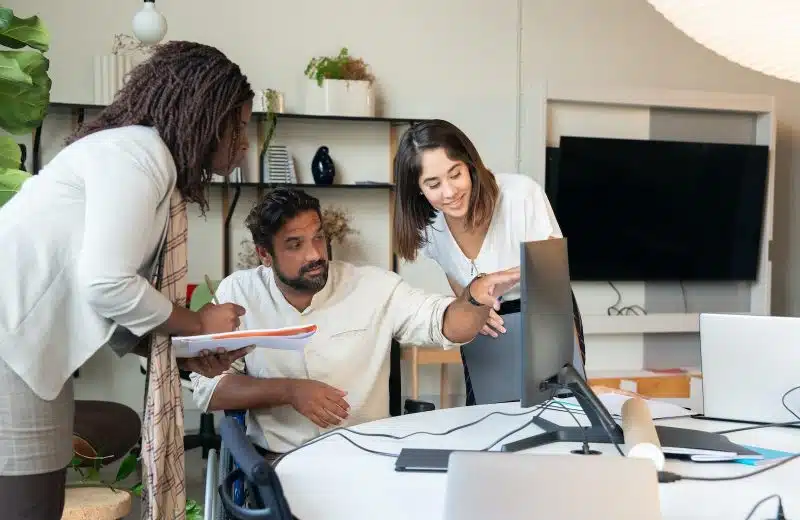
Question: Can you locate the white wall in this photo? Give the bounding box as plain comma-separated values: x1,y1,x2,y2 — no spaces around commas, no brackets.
8,0,800,412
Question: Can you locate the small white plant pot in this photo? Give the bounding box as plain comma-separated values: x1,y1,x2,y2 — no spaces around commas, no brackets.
93,54,135,105
304,79,375,117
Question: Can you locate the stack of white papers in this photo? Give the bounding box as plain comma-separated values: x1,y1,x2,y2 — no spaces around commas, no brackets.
171,324,317,358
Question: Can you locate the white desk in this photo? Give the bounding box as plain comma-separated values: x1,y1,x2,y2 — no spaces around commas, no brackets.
274,402,800,519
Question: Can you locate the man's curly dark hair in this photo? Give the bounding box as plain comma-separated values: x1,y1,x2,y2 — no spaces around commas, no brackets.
246,188,322,254
67,40,254,211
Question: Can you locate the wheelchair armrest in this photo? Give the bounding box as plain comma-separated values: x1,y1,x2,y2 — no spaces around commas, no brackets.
403,398,435,414
219,416,271,486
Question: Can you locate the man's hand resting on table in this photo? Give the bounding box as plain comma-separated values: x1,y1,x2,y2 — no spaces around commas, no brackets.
289,380,350,428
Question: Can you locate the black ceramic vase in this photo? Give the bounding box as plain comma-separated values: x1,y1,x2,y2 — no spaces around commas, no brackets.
311,145,336,185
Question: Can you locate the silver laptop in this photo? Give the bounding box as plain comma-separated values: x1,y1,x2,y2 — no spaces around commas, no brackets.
444,452,662,520
699,313,800,424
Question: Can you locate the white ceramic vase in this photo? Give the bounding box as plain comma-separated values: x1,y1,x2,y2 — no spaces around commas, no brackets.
93,55,135,105
304,79,375,117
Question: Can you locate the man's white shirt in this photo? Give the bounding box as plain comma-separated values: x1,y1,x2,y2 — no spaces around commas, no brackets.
190,261,460,453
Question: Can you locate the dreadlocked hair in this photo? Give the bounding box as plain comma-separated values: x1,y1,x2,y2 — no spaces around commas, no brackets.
66,40,254,212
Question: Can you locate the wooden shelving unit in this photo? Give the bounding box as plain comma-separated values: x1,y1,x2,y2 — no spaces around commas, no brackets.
37,103,428,276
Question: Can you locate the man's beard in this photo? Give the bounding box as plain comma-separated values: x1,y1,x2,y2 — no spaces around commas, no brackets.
273,258,329,293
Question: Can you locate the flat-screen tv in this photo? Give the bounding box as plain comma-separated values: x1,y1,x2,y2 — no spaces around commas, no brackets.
545,136,770,282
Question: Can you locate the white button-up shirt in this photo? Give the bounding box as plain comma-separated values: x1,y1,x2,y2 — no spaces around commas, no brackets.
190,261,460,452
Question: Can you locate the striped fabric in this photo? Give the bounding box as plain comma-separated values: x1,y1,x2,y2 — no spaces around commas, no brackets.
141,191,188,520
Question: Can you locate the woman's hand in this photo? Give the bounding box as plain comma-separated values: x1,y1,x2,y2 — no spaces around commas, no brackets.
480,308,506,337
197,302,246,333
178,346,252,378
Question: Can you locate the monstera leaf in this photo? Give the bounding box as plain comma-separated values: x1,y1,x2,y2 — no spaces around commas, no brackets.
0,136,28,206
0,8,49,51
0,9,51,136
0,49,51,135
0,167,29,207
0,135,20,170
0,8,50,207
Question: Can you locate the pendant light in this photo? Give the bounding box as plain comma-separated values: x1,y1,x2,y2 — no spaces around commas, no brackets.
132,0,168,46
647,0,800,84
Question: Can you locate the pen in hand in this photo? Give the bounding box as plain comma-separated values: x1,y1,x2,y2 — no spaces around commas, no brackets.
194,275,250,367
205,274,220,305
204,274,242,335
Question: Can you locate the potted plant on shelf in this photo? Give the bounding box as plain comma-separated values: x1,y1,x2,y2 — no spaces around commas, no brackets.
0,7,51,207
303,47,376,117
260,88,282,150
321,205,358,258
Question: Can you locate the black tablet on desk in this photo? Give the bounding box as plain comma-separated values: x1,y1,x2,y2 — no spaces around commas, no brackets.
395,448,468,473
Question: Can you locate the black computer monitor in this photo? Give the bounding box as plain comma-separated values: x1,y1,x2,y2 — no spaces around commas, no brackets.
459,239,586,405
519,238,575,408
504,238,625,453
503,238,757,460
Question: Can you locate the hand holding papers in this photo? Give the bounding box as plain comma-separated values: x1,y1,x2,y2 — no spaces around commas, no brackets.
172,324,318,358
177,346,252,378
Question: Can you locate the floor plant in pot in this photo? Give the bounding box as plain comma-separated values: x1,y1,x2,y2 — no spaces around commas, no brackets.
67,447,204,520
0,7,51,207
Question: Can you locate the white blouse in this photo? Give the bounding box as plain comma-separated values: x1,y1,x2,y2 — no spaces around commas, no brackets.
421,173,562,300
0,126,177,400
421,172,586,375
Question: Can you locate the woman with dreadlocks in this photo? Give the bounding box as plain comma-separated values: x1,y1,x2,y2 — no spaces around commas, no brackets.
0,41,253,519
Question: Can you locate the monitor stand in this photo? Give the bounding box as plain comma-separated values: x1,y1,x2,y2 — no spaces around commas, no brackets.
502,364,624,454
501,364,758,460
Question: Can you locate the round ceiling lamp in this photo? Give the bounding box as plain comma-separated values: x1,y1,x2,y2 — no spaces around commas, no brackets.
132,0,168,46
647,0,800,84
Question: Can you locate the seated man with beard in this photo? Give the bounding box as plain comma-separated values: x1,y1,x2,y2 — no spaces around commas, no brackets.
190,188,520,462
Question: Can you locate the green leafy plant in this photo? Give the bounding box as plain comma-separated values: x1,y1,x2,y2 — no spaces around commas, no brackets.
260,88,280,151
68,446,203,520
0,7,52,207
304,47,374,87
